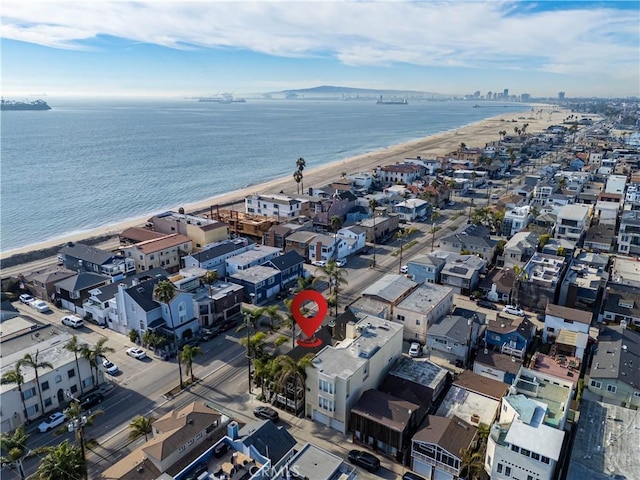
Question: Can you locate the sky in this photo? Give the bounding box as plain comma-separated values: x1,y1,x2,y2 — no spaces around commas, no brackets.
2,1,639,99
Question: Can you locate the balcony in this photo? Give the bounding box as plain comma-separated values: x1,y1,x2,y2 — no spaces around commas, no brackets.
411,450,459,476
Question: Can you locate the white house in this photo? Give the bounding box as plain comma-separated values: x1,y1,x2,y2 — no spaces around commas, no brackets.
618,210,640,256
393,283,455,344
336,226,367,257
604,174,627,195
543,303,592,343
245,193,304,218
305,313,403,433
502,206,532,237
499,231,539,270
555,204,591,242
224,245,282,275
393,198,430,222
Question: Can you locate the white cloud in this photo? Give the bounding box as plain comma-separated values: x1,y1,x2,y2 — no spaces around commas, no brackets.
2,1,638,77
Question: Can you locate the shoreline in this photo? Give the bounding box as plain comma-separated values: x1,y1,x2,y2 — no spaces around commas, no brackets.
0,106,568,264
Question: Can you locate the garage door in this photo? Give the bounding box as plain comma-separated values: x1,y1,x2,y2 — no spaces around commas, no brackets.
434,469,453,480
413,459,432,479
330,417,345,433
313,410,329,426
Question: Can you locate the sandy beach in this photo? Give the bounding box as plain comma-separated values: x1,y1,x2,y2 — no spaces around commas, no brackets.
1,105,568,261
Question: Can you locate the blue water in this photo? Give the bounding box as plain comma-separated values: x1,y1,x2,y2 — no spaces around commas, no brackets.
0,98,529,252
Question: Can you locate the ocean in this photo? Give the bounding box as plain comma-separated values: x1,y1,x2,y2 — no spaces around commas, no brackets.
0,98,529,253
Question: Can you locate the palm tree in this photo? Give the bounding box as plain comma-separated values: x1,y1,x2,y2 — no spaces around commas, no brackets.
82,337,114,389
128,415,155,442
459,447,484,480
201,270,218,288
0,426,30,480
295,274,317,292
459,142,467,151
253,357,274,399
35,440,85,480
446,179,456,200
296,157,306,193
55,400,103,477
261,304,281,331
153,280,183,389
330,215,342,255
64,336,86,395
430,210,441,223
512,265,529,307
1,366,29,424
180,344,203,382
368,198,378,267
19,351,52,416
241,332,267,361
283,299,297,349
271,354,313,414
293,170,303,195
430,224,441,252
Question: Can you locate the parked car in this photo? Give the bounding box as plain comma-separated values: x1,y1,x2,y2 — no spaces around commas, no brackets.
348,450,380,473
30,300,51,313
408,342,422,358
477,300,497,310
102,359,119,375
400,265,408,274
78,392,104,409
19,294,35,304
253,406,279,422
403,472,427,480
491,193,500,200
201,327,221,342
38,412,67,433
311,260,327,267
503,305,525,317
126,347,147,359
335,258,347,267
61,315,84,328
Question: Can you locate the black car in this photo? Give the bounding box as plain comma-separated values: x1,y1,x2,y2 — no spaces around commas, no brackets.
402,472,427,480
476,300,497,310
253,406,279,422
78,392,104,409
348,449,380,473
201,327,221,341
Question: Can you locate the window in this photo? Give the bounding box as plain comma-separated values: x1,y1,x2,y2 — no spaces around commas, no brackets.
397,314,405,321
511,445,520,453
590,380,602,389
319,379,335,394
70,385,78,394
497,463,503,474
607,384,617,393
22,387,36,400
541,456,550,464
416,319,420,325
505,466,511,476
531,452,540,461
55,375,62,384
44,398,52,407
528,476,535,480
520,448,530,457
634,392,640,398
26,404,39,416
41,381,50,391
68,369,75,379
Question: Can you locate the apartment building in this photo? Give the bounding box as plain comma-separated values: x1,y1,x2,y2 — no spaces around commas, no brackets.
555,204,591,242
245,193,304,218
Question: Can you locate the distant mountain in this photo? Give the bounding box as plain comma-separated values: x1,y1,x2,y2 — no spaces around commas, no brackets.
267,85,449,99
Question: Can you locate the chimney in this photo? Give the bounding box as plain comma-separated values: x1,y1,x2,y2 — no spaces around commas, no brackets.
346,321,357,339
353,343,361,357
227,421,239,440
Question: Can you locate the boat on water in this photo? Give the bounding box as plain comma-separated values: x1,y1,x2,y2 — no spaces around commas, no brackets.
376,95,408,105
1,99,52,111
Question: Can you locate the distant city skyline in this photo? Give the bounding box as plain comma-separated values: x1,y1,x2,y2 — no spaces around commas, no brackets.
2,1,638,98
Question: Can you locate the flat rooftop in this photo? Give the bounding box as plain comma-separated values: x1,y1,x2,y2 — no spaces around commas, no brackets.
388,357,448,390
514,373,571,428
285,443,355,480
436,385,500,427
566,399,640,480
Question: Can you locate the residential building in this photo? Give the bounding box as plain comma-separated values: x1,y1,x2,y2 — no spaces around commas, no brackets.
284,230,318,259
147,211,229,250
595,192,623,226
498,231,539,270
348,274,418,321
426,309,484,368
192,281,244,327
604,174,628,195
393,283,455,344
479,268,515,304
439,253,487,295
528,350,583,389
585,326,640,408
305,313,403,433
1,328,94,431
440,224,497,260
532,181,555,205
182,238,253,275
583,223,615,252
229,265,282,305
57,242,135,280
473,349,522,385
346,171,375,192
23,266,76,302
601,283,640,327
121,233,192,273
502,206,532,237
54,272,111,314
336,225,367,257
262,218,313,249
308,233,348,263
224,245,282,275
393,198,430,222
554,204,591,242
540,237,577,258
310,191,357,228
119,226,168,246
379,357,449,411
566,400,640,480
405,254,447,284
350,389,422,461
558,259,607,311
617,210,640,255
245,193,304,219
610,255,640,288
376,163,424,185
515,253,568,312
358,214,401,243
264,250,305,288
485,313,536,359
438,370,507,425
273,443,356,480
410,415,477,480
210,209,277,240
543,303,592,343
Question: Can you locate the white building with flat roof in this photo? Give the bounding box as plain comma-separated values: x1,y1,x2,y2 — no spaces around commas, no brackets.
245,193,304,218
555,204,591,242
305,313,403,433
393,283,454,344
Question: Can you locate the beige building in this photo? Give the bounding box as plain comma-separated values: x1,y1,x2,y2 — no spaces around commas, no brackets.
121,233,192,273
148,211,228,250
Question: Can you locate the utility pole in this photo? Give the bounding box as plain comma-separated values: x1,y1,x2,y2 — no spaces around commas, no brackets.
65,391,88,480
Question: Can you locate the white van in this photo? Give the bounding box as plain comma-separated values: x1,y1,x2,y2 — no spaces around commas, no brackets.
61,315,84,328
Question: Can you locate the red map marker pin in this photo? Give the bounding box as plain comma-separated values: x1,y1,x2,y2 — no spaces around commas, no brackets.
291,290,327,348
